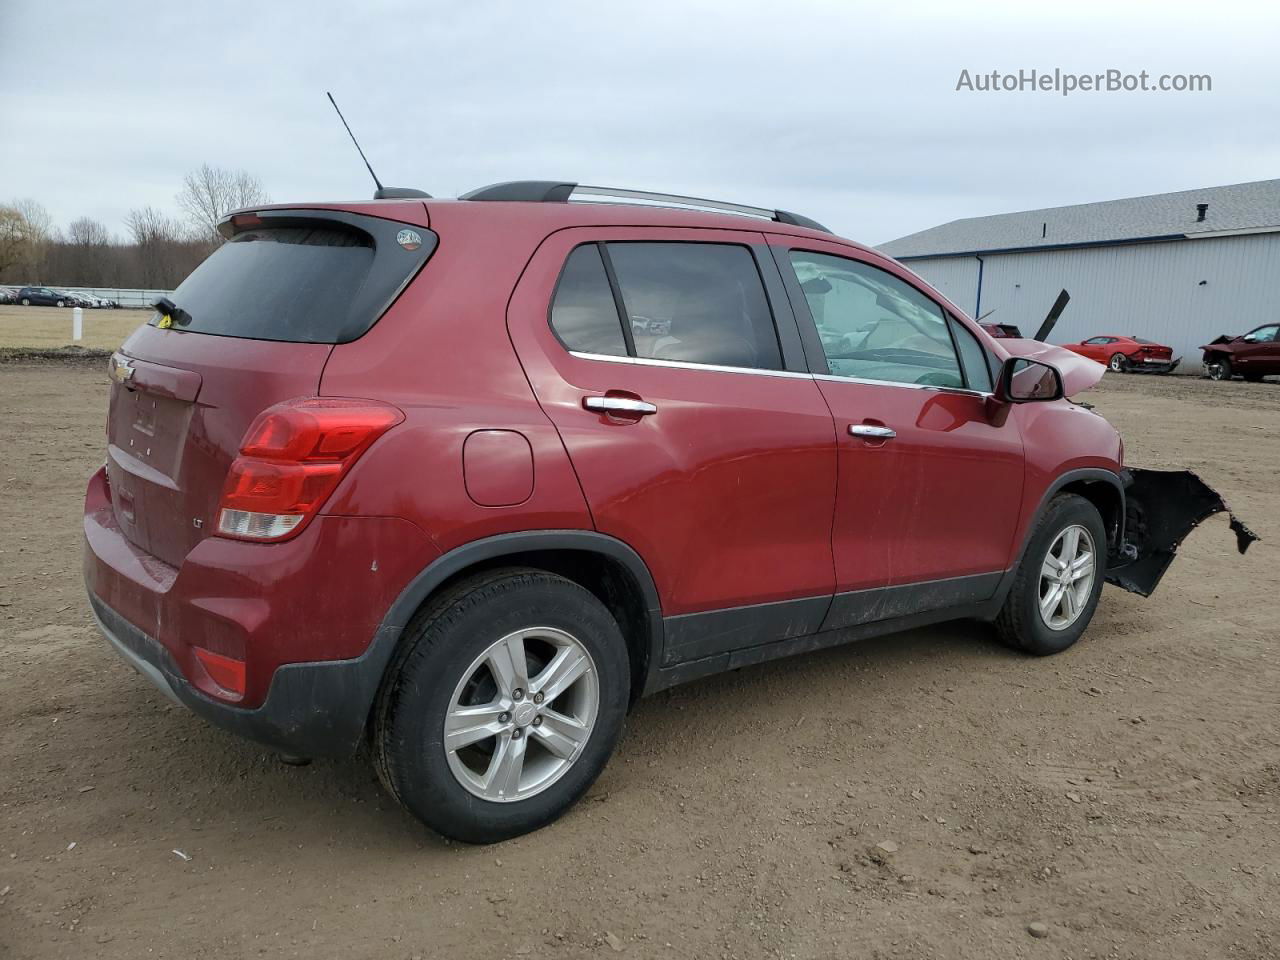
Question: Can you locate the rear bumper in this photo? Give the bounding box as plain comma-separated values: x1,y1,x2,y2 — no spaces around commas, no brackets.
1131,355,1180,373
89,592,374,757
82,466,440,756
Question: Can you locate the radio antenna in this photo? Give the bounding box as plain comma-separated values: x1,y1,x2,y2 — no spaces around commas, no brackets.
327,91,384,193
325,93,430,199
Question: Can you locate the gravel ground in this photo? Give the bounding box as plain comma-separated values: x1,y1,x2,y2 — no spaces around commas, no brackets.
0,364,1276,960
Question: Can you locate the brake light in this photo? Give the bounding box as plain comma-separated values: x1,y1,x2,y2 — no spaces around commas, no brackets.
216,397,403,541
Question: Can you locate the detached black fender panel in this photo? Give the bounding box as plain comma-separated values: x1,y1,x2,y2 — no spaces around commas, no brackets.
1106,468,1259,597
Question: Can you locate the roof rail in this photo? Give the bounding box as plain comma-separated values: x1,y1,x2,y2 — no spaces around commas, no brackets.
458,180,831,233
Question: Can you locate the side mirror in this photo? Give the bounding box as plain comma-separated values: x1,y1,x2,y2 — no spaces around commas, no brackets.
996,357,1065,403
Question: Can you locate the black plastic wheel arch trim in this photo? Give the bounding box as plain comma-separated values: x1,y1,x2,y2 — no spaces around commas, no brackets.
368,529,665,700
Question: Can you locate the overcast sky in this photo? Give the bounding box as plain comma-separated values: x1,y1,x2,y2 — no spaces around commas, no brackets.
2,0,1278,245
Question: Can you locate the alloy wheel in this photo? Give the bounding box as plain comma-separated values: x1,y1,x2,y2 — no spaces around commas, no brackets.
1038,524,1097,631
1204,360,1230,381
443,627,599,803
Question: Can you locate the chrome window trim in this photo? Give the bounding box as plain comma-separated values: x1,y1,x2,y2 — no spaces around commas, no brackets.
565,351,994,397
567,350,814,380
813,373,992,398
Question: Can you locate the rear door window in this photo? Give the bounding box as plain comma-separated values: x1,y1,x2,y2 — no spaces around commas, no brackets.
152,214,435,344
605,243,783,370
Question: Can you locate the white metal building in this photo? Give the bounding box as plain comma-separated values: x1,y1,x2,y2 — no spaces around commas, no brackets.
878,179,1280,368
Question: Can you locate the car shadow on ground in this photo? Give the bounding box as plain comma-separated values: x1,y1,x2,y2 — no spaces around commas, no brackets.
87,615,1022,849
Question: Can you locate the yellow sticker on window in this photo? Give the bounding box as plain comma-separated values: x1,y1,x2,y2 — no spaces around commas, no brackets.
157,314,173,329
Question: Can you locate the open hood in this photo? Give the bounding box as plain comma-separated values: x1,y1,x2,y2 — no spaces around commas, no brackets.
997,339,1106,397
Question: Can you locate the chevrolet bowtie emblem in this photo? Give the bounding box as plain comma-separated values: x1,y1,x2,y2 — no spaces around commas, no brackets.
109,354,135,383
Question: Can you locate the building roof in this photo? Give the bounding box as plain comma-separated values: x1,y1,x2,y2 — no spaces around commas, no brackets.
879,178,1280,260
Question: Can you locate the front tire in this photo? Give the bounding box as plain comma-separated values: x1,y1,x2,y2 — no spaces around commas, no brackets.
374,568,630,843
995,494,1106,655
1108,352,1130,373
1204,356,1232,381
21,298,30,306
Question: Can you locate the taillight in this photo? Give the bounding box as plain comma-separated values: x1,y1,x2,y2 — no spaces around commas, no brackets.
216,397,403,542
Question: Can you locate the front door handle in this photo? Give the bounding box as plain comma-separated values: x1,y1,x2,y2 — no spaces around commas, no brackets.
584,396,658,416
849,424,896,439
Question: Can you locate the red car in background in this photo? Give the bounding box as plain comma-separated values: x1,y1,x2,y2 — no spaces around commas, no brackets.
1200,324,1280,381
1063,335,1178,373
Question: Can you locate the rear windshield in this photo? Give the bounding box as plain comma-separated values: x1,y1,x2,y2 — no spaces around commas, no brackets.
1133,337,1159,344
153,215,434,343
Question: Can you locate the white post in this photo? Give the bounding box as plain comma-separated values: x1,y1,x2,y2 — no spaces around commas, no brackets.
72,306,83,342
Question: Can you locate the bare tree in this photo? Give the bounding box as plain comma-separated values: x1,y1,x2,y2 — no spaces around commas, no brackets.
67,216,112,247
58,217,115,285
11,198,53,243
177,164,271,241
126,206,191,288
0,206,27,277
1,198,54,281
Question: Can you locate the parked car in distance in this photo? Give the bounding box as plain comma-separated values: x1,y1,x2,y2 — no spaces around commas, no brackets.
1063,335,1178,373
0,286,18,304
1200,324,1280,381
73,292,118,309
16,286,76,307
84,182,1251,843
980,322,1023,339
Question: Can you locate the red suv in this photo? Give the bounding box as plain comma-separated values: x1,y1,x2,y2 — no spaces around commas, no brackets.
84,182,1251,842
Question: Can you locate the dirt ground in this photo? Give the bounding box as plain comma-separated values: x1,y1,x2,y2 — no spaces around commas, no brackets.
0,304,144,352
1,363,1276,960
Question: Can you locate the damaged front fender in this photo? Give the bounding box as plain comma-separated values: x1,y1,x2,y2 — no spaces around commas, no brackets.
1106,468,1259,597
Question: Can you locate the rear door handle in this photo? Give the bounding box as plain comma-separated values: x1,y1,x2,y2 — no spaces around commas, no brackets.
584,396,658,416
849,424,896,439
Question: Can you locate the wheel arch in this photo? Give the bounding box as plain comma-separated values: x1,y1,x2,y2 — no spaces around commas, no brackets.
987,468,1125,618
364,531,663,731
1054,471,1125,552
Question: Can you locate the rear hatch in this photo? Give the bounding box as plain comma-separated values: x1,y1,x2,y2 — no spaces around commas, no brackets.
105,207,436,567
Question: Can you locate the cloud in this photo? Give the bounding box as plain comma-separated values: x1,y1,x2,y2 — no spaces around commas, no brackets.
2,0,1278,244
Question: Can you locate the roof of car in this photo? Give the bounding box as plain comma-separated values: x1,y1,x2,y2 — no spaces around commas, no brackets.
244,195,870,253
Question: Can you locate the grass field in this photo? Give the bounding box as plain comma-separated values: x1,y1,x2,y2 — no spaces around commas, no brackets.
0,303,146,352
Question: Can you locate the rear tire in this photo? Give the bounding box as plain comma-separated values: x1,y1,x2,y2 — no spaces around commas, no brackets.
1108,353,1130,373
374,568,630,843
995,494,1106,656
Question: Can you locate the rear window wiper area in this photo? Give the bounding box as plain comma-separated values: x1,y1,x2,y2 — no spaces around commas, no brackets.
151,296,193,328
1107,468,1259,597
